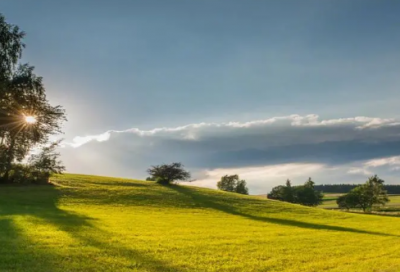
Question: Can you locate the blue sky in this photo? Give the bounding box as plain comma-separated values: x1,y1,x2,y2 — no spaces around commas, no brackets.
2,1,400,193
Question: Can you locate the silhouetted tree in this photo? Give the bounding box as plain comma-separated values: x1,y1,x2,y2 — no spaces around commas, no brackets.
217,174,249,195
147,162,191,185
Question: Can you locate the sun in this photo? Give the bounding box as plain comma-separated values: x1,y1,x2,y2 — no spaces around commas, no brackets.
25,116,37,124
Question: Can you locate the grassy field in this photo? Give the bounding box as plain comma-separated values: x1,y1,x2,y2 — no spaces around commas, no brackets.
1,174,400,272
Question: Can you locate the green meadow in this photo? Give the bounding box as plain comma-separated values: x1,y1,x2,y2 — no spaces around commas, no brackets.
1,174,400,272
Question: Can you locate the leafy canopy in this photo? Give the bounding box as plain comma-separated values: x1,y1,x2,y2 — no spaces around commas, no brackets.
268,178,323,206
337,175,389,212
147,162,191,185
217,174,249,195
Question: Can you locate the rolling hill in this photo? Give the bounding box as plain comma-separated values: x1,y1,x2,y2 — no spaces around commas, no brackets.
0,174,399,272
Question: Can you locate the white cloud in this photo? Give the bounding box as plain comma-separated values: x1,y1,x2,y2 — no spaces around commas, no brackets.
364,156,400,168
64,114,400,148
347,156,400,177
70,131,111,148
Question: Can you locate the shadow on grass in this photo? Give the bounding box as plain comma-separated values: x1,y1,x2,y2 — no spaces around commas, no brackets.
168,185,399,237
82,180,149,187
0,218,61,271
0,185,185,272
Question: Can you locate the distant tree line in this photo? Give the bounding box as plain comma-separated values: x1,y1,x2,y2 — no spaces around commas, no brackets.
314,184,400,194
267,178,323,206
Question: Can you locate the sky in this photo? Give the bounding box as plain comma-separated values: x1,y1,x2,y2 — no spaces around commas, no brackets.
2,0,400,193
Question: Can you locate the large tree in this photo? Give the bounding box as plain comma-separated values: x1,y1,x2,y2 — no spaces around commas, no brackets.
337,175,389,212
0,14,66,183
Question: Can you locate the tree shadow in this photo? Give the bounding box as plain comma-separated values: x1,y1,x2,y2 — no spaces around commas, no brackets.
168,185,399,237
0,185,186,272
82,180,148,187
0,218,61,271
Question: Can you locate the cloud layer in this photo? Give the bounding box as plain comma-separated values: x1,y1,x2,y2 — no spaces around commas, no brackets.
60,114,400,193
67,114,399,147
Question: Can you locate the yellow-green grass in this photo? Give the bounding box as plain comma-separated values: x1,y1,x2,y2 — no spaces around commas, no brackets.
1,174,400,272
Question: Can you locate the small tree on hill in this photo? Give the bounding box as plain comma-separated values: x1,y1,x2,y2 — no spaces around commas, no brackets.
235,179,249,195
147,162,191,185
217,174,249,195
337,175,389,212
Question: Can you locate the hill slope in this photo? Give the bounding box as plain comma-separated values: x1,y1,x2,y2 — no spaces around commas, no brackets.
0,174,400,272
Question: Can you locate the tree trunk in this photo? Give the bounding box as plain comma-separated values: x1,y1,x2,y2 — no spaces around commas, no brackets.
1,137,15,183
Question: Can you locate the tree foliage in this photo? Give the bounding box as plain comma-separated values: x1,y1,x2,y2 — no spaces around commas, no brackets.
268,178,323,206
294,178,323,206
268,179,293,201
336,175,389,212
235,179,249,195
0,13,66,183
0,13,25,81
217,174,249,195
147,162,191,185
29,141,65,175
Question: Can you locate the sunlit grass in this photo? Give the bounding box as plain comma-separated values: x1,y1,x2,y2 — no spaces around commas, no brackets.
1,174,400,271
